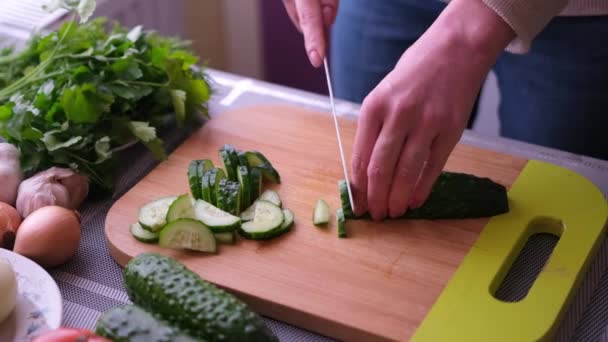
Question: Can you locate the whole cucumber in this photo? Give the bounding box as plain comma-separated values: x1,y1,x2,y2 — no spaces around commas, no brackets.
95,304,198,342
123,253,278,342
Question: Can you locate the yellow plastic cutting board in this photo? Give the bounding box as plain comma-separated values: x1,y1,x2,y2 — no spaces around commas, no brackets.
413,160,608,341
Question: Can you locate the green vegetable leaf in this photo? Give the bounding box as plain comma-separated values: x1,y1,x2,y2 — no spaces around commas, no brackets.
127,121,166,160
61,83,113,123
111,58,143,80
0,105,12,120
43,0,97,23
42,132,83,151
94,136,111,163
170,89,186,127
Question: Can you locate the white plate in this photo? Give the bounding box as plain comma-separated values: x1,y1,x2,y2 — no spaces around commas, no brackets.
0,248,63,342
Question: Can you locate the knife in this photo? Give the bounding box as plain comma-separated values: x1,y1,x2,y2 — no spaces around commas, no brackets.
323,57,355,211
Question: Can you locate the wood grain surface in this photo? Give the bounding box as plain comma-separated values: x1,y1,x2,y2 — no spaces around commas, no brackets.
105,104,528,341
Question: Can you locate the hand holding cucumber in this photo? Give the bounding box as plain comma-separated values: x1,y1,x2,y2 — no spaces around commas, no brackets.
349,0,514,221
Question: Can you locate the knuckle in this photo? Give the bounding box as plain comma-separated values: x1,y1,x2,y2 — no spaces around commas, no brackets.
351,152,366,174
367,162,388,180
299,9,321,26
361,94,385,119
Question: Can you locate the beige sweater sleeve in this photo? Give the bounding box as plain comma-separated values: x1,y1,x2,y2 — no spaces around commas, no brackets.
482,0,570,53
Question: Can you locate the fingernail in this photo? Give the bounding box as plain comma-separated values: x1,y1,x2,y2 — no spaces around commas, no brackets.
309,50,322,67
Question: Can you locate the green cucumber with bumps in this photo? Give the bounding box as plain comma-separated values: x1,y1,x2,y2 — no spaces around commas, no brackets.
249,167,263,201
237,165,251,210
208,168,226,205
216,178,241,215
95,304,197,342
123,253,278,342
338,172,509,219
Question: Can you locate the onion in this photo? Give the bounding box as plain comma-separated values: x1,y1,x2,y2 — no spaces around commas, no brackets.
0,202,21,250
13,206,81,268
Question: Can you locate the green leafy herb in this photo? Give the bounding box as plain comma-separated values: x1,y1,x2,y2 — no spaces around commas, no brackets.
0,2,212,191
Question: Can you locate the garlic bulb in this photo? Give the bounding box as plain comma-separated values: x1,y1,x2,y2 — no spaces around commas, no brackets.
0,143,23,206
16,167,89,218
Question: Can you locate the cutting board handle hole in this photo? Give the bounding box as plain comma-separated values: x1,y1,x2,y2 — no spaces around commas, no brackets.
492,216,563,302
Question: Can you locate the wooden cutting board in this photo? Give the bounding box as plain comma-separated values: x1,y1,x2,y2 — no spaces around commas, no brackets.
104,104,606,341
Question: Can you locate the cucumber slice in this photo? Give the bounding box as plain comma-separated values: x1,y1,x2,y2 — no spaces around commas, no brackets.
188,160,202,199
130,222,159,243
313,199,330,226
166,193,195,222
210,168,226,205
217,179,241,215
214,232,236,244
187,160,213,199
237,165,251,210
220,150,238,182
238,200,284,240
244,151,281,184
281,208,294,230
237,151,249,167
201,170,213,202
138,196,178,232
249,167,263,201
337,208,347,238
193,199,241,233
259,189,281,207
158,218,216,253
240,201,258,222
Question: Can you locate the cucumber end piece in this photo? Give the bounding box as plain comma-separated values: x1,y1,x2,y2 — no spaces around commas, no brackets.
313,199,330,226
337,208,347,238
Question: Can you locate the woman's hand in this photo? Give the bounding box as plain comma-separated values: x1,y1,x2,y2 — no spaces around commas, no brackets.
282,0,339,67
350,0,515,220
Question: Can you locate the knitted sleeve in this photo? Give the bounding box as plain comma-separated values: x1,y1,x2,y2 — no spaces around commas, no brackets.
481,0,571,53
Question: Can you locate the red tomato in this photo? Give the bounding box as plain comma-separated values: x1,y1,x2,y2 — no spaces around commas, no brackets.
32,328,111,342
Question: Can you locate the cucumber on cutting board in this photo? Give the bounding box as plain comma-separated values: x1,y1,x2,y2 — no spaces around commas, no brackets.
220,149,238,182
166,193,195,222
192,199,241,233
130,222,159,243
207,168,225,205
214,231,236,244
188,160,213,200
259,189,281,207
158,218,216,253
313,199,330,226
237,165,251,210
138,196,178,232
95,305,197,342
337,208,347,238
123,253,278,342
249,167,263,201
244,151,281,184
216,178,241,215
338,172,510,219
238,200,288,240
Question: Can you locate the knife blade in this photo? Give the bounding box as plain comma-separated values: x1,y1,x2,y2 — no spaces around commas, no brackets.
323,57,355,211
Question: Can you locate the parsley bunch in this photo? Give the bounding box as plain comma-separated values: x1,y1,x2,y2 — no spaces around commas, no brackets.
0,6,211,190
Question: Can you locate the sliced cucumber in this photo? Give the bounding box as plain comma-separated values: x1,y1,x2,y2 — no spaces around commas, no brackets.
130,222,159,243
238,200,285,240
281,208,295,230
201,169,213,202
210,168,226,205
237,150,249,167
249,167,263,201
337,208,347,238
193,199,241,233
244,151,281,184
138,196,178,232
187,160,202,199
240,201,258,222
259,189,281,207
217,179,241,216
313,199,330,226
237,165,251,210
214,232,236,244
220,150,237,182
166,193,195,222
158,218,216,253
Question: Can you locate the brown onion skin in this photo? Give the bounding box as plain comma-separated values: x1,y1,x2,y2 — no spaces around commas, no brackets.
0,202,21,250
13,206,81,268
